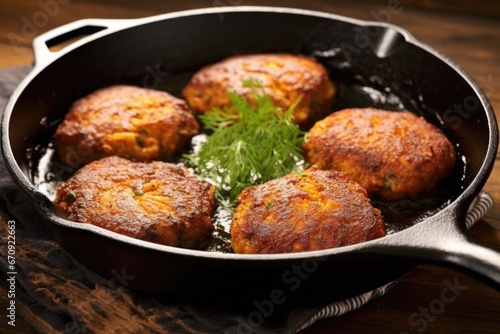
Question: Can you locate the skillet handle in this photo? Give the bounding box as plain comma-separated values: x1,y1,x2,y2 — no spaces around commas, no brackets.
440,230,500,287
32,18,131,67
374,192,500,288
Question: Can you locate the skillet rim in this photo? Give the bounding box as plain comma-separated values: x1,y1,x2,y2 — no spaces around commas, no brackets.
1,6,498,261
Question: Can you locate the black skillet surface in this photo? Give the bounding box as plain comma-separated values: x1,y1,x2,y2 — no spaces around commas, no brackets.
1,7,499,308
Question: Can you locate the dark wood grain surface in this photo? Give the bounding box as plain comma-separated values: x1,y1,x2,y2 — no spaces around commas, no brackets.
1,0,500,333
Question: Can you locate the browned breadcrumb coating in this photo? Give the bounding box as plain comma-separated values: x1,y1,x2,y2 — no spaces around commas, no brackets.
54,156,215,249
182,53,336,128
303,108,456,201
54,85,199,166
230,168,385,254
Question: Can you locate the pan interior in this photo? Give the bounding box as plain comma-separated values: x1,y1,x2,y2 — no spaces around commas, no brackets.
30,58,465,253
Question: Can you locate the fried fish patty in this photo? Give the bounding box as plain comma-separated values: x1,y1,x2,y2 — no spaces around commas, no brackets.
54,85,199,166
54,156,215,249
230,168,385,254
303,108,456,201
182,53,336,127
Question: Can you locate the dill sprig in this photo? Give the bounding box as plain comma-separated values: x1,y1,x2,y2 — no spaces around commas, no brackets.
184,79,306,210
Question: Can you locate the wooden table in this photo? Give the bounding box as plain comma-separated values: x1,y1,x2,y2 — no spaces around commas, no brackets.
1,0,500,333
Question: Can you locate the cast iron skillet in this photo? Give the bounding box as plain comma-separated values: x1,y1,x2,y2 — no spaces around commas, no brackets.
2,7,500,308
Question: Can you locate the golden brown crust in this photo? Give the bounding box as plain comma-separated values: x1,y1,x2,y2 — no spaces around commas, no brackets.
182,53,336,128
54,85,199,166
303,108,457,201
230,168,385,254
54,156,215,249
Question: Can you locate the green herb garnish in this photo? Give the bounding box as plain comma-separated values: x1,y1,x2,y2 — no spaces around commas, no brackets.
184,79,306,210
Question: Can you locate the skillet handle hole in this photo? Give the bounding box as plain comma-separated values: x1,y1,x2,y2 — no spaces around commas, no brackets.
46,25,107,52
